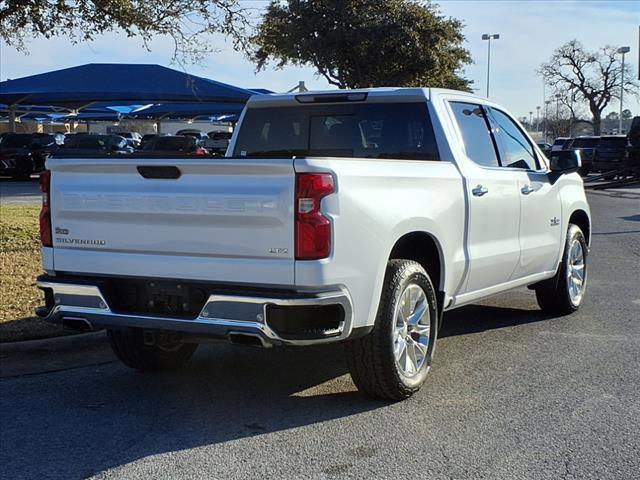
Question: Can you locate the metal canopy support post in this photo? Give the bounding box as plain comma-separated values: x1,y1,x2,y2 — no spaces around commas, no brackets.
8,106,16,132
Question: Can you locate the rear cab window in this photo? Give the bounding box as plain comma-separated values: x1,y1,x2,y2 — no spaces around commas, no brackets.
233,103,440,161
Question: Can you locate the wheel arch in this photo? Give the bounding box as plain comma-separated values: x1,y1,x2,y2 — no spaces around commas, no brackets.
388,231,444,291
569,209,591,247
387,231,446,325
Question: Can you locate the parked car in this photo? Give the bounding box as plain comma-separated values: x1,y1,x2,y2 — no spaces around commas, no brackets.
204,131,233,155
0,133,61,179
566,136,599,175
36,88,590,401
62,134,133,155
536,142,552,156
176,129,208,141
593,135,628,174
115,132,143,148
141,135,208,155
550,137,572,152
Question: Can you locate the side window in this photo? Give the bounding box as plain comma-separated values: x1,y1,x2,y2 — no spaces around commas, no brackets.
450,102,499,167
489,108,539,170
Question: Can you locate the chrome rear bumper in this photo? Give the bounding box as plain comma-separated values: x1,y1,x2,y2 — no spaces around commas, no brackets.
36,279,353,347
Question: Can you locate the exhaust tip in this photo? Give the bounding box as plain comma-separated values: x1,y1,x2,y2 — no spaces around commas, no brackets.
228,332,267,348
62,318,93,332
34,305,50,318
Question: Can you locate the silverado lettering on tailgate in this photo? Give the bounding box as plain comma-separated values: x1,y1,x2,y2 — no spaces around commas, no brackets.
60,193,278,214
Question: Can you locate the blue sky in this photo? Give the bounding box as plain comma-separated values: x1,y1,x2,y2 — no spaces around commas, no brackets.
1,0,638,118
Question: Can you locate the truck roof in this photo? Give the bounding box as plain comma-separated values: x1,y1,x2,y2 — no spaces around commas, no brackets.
246,87,478,107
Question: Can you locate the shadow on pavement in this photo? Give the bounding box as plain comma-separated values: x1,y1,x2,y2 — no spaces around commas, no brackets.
1,301,557,479
0,342,385,479
440,303,554,338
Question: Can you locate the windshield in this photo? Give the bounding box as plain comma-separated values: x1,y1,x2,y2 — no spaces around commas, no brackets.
598,137,627,148
210,132,232,140
571,138,599,148
145,137,193,151
64,136,109,149
233,103,440,161
1,134,32,148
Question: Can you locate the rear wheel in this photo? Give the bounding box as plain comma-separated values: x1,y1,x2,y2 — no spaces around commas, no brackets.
346,260,438,400
108,329,198,372
535,224,588,315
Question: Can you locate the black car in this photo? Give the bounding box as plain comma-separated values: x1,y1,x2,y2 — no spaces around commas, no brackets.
139,133,169,149
567,136,599,176
593,136,628,173
114,132,143,148
536,141,552,156
0,133,61,179
550,137,572,152
60,134,133,155
141,135,208,155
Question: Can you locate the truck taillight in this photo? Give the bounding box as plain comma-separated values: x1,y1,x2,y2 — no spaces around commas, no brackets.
39,171,52,247
295,173,334,260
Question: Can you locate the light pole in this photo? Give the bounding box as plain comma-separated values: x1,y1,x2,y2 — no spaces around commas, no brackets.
536,106,541,133
554,93,564,135
481,33,500,98
617,46,630,134
544,100,551,141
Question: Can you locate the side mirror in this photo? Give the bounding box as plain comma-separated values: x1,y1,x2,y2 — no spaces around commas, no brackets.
548,149,581,183
551,149,581,171
550,149,581,172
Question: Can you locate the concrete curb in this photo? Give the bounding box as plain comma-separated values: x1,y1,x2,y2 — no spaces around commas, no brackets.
0,330,106,353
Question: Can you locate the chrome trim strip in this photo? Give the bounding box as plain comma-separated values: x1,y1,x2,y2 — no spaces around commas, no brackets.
37,280,353,346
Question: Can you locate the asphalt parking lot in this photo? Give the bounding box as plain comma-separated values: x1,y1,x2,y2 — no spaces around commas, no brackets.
0,188,638,480
0,178,41,204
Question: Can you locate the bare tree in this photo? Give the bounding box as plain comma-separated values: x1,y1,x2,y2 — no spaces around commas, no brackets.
539,40,639,135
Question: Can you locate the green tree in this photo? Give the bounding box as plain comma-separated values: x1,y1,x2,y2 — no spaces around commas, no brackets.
539,40,639,135
251,0,471,90
0,0,250,62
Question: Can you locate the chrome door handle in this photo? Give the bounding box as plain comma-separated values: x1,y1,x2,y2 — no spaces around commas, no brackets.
521,184,535,195
472,185,489,197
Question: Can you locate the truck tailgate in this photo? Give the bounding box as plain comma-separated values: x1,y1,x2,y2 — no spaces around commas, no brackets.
47,157,295,286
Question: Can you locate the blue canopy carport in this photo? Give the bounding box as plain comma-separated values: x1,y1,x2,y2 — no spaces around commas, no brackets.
129,102,245,120
0,63,256,131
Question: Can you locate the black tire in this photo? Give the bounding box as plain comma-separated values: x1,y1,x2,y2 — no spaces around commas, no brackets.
345,260,438,401
535,224,588,315
108,328,198,372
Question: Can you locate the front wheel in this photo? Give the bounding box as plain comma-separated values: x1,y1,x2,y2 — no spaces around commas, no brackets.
108,329,198,372
346,260,438,401
535,224,588,315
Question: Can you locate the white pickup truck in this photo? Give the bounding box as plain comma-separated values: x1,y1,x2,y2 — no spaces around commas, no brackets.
36,88,590,400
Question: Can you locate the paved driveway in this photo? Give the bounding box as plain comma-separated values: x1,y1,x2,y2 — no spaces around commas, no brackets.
0,179,41,204
1,190,638,479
